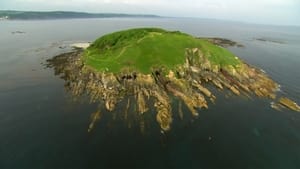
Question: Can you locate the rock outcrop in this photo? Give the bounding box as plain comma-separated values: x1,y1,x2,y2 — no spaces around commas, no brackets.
46,47,300,132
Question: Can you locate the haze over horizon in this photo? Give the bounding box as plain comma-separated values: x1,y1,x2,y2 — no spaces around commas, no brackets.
1,0,299,26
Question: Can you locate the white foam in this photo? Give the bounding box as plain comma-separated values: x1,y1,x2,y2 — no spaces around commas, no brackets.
70,43,90,49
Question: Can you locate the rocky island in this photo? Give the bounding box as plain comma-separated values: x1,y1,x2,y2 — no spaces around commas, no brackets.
46,28,300,132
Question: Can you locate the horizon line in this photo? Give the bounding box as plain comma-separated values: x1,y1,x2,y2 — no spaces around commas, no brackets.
1,9,299,27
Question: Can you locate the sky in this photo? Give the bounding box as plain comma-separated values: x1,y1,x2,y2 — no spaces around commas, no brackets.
1,0,299,26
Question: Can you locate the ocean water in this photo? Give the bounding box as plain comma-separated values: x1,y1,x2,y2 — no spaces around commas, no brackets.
0,18,300,168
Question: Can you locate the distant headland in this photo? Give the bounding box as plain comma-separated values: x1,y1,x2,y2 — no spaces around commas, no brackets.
0,10,160,20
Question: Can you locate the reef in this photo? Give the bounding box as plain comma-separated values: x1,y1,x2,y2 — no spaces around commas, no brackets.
203,37,244,48
254,38,285,44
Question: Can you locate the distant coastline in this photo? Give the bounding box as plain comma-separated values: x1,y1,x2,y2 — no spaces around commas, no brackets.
0,10,161,20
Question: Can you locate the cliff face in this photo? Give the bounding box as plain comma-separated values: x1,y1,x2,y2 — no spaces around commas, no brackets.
46,47,299,133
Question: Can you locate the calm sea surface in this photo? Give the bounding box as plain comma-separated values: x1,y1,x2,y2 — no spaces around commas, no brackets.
0,18,300,168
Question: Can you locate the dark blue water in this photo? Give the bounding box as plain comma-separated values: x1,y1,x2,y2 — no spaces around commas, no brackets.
0,18,300,168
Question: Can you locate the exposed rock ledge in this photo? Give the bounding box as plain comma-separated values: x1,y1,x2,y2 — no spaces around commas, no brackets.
46,48,300,133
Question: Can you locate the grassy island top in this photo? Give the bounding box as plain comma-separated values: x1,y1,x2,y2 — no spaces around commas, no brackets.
83,28,240,73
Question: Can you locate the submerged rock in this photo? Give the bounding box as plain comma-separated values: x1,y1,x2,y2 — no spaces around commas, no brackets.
204,37,244,48
278,97,300,112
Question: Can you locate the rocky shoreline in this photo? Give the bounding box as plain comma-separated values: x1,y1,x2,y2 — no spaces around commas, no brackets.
46,47,300,132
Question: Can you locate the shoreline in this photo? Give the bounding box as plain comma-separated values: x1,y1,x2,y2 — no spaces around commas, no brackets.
46,46,300,132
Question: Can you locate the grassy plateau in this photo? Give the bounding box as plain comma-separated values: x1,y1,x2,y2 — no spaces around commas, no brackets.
83,28,240,73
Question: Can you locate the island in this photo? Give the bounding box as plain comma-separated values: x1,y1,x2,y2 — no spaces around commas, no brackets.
46,28,300,132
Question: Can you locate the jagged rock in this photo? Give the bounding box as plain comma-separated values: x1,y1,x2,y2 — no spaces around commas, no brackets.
46,46,299,133
278,97,300,112
137,91,148,114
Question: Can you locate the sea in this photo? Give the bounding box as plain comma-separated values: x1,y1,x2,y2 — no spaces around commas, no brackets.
0,18,300,168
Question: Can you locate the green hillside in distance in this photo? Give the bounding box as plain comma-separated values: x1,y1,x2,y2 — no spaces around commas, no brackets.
83,28,241,73
0,10,159,20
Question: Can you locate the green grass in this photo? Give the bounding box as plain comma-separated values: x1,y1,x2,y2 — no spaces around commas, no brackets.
83,28,241,73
